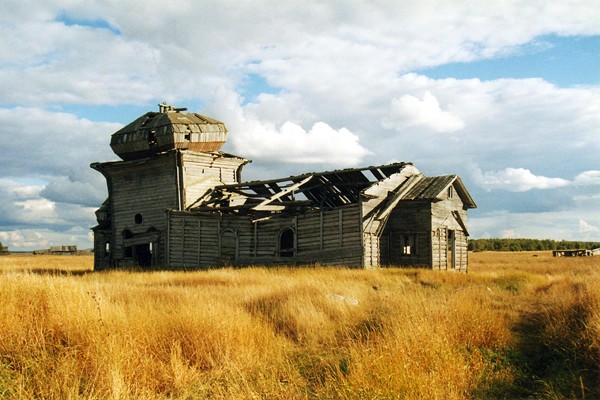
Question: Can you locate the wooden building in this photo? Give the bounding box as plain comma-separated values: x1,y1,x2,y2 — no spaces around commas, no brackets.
91,104,476,271
33,245,78,255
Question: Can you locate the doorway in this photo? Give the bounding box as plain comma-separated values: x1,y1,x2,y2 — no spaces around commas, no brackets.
133,243,152,268
447,229,455,269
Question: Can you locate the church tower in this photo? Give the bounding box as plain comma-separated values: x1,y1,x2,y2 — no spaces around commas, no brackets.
91,104,249,270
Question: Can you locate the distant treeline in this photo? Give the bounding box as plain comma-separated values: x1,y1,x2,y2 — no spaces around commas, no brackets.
468,238,600,252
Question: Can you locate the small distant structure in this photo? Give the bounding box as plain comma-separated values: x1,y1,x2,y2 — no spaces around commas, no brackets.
33,245,78,255
0,245,9,255
553,249,598,257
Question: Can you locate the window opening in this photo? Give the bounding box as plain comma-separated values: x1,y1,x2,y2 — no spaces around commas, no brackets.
279,228,295,257
401,234,417,255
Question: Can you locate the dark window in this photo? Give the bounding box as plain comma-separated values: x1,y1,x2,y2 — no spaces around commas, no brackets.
134,213,143,224
402,234,417,255
279,228,295,257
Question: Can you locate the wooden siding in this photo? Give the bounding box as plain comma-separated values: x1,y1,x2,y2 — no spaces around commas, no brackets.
102,153,179,266
382,201,432,267
167,204,363,269
92,229,110,270
430,182,469,271
180,152,247,208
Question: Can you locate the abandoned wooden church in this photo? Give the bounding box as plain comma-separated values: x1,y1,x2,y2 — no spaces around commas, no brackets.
91,104,476,271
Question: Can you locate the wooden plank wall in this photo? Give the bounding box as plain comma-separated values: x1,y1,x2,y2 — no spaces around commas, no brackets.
431,228,447,270
362,233,380,269
430,184,469,271
381,201,432,267
168,213,221,268
107,154,179,265
92,229,110,270
180,152,247,208
167,204,363,268
295,205,363,267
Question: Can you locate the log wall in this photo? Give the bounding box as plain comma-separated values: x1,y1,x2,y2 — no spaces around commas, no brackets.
180,152,247,208
104,153,179,266
167,204,363,268
430,184,469,271
381,201,432,267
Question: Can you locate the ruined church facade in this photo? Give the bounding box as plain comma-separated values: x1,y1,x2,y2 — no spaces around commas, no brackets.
91,104,476,271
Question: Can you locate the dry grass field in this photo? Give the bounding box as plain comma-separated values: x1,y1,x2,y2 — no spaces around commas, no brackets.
1,252,599,399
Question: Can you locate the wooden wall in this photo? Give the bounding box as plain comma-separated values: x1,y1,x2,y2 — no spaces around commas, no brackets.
101,153,179,266
381,201,432,267
92,228,110,270
166,204,363,269
430,228,468,271
295,205,363,267
180,152,247,208
94,150,248,270
430,183,469,271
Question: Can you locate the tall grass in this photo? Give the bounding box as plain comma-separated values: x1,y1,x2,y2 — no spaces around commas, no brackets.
0,252,599,398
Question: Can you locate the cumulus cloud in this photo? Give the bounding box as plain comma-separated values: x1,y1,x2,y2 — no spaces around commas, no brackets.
41,177,106,207
574,170,600,186
0,177,100,249
234,120,371,165
208,89,372,167
0,231,49,250
500,229,517,239
579,219,599,233
473,167,571,192
383,91,465,133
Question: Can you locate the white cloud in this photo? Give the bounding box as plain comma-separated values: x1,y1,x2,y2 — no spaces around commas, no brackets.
470,209,600,241
0,231,49,250
234,120,371,165
574,170,600,186
473,167,571,192
208,89,371,167
579,219,599,233
383,91,465,133
500,229,517,239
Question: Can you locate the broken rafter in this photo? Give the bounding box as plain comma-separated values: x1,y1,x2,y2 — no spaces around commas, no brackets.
252,175,313,211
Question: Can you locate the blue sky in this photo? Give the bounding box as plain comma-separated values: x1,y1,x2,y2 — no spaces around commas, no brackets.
420,35,600,87
0,0,599,250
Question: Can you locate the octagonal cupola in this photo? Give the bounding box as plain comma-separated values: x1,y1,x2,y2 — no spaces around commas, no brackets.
110,103,228,161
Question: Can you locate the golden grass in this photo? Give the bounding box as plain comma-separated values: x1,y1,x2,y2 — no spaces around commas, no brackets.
0,252,599,399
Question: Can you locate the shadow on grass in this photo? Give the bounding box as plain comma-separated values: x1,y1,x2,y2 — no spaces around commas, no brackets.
478,282,600,398
21,268,92,276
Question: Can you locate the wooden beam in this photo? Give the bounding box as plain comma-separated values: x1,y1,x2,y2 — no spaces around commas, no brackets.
252,175,313,211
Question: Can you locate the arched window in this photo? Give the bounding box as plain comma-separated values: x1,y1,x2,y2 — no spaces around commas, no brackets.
220,229,238,264
279,228,295,257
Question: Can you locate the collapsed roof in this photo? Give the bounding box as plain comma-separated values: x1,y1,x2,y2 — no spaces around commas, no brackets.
189,162,476,216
